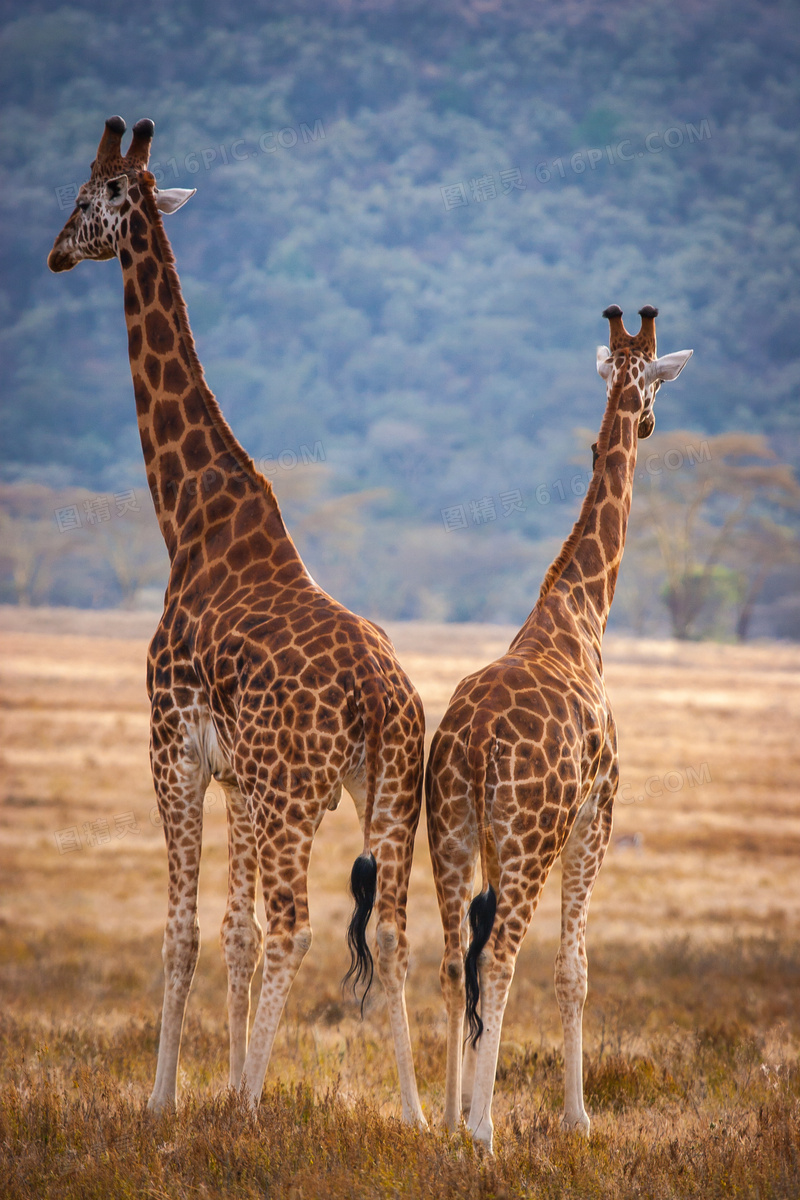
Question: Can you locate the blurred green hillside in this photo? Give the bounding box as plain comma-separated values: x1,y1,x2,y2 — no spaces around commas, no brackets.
1,0,798,629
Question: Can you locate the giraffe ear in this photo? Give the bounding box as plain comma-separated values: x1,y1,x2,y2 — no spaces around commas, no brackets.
105,175,129,208
643,349,693,385
155,187,196,215
596,346,613,380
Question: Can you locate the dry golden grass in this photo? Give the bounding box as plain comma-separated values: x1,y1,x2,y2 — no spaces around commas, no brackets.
1,605,799,1197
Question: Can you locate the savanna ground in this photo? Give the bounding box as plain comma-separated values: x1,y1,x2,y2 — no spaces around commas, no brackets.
0,604,798,1198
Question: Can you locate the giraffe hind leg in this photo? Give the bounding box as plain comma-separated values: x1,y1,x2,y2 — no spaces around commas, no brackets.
460,824,499,1117
372,833,427,1128
435,891,474,1131
239,789,325,1107
349,741,427,1128
147,728,207,1112
465,849,551,1151
425,739,484,1133
464,935,517,1152
427,786,479,1131
555,788,614,1134
219,781,263,1089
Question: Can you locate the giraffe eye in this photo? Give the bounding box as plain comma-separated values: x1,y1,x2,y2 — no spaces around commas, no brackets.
77,200,90,212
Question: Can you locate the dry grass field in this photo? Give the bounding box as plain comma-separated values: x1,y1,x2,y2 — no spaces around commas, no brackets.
1,604,799,1198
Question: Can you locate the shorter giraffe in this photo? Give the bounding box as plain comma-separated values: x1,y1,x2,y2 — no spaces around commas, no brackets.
426,306,692,1152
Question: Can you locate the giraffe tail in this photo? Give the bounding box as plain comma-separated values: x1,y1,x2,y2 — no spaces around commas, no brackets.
343,851,377,1016
343,668,389,1015
464,718,497,1046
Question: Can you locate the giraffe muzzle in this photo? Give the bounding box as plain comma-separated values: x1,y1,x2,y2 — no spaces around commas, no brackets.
47,243,81,273
638,408,656,439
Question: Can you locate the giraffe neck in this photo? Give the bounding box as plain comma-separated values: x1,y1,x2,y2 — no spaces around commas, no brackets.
116,180,301,581
515,372,640,653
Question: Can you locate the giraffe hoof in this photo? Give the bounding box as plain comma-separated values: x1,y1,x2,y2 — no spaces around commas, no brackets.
561,1111,591,1136
467,1120,494,1155
402,1107,429,1130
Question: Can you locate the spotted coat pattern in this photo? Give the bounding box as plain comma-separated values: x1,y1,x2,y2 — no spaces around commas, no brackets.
48,117,426,1125
426,306,685,1151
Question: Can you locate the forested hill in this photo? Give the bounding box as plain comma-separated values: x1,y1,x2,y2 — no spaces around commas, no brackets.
1,0,799,623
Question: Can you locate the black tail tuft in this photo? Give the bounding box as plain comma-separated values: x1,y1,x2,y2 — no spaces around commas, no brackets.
464,885,497,1047
343,852,377,1016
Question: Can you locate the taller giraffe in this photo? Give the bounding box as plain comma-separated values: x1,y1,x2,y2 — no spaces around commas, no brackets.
426,306,692,1152
48,115,427,1125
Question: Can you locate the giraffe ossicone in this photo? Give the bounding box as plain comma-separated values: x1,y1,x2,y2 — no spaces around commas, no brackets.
49,116,427,1127
425,305,692,1153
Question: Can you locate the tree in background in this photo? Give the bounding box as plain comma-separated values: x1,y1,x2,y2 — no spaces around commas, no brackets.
0,482,77,605
0,468,391,611
624,433,800,640
96,517,167,609
728,516,800,641
0,481,166,608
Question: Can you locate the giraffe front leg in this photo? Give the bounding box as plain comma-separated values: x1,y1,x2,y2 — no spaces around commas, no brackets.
147,730,207,1112
555,792,613,1135
219,783,263,1089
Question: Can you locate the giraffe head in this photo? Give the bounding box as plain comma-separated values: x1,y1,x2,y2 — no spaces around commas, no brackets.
595,305,692,438
48,116,195,273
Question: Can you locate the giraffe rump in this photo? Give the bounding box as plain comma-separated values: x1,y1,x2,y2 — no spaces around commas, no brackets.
343,851,377,1014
